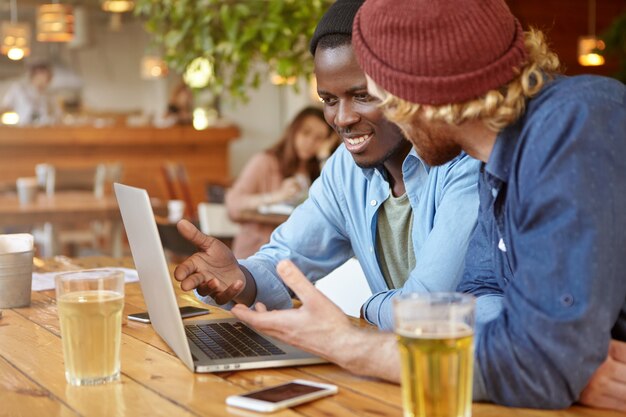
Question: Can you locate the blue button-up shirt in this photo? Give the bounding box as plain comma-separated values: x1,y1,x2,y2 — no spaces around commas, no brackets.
197,145,480,330
459,75,626,408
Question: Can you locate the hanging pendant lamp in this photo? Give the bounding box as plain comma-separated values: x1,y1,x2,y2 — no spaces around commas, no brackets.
1,0,30,61
101,1,135,13
37,3,74,42
141,55,169,79
578,0,605,66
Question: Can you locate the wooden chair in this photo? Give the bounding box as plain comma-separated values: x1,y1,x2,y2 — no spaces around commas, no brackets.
161,162,195,219
33,163,123,256
155,216,199,262
42,164,107,198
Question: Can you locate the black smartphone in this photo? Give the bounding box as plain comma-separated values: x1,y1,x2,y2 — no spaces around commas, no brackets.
128,306,211,323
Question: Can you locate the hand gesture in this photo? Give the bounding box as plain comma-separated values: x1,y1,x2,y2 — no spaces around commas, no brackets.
232,260,402,382
274,177,303,203
173,220,246,304
231,260,352,359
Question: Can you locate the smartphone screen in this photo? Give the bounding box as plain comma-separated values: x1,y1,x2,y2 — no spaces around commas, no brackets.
227,380,338,412
241,382,326,403
128,306,210,323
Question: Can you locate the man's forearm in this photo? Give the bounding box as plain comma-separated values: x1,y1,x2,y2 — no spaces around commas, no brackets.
333,327,401,383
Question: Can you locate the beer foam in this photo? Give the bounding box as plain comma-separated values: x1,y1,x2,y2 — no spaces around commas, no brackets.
396,322,473,339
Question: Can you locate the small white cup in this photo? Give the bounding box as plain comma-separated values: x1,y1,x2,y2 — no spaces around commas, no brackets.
167,199,186,223
16,177,38,205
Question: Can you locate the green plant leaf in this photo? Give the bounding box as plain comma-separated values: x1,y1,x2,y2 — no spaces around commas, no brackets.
136,0,332,103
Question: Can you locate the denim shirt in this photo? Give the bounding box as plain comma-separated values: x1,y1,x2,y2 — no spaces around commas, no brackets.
197,144,480,330
458,75,626,408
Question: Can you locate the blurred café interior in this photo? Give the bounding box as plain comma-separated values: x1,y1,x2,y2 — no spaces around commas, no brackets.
0,0,622,261
0,0,624,416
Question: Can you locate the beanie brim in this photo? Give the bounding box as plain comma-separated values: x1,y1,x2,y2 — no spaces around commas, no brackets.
352,11,528,105
309,0,365,55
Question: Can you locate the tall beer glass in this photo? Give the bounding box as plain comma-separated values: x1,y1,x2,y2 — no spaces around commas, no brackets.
394,293,475,417
56,269,124,386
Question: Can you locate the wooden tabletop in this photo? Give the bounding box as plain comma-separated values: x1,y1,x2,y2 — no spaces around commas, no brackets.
238,210,290,227
0,256,621,417
0,191,121,227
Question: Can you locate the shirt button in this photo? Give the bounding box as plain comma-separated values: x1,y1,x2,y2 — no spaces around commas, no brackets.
370,199,377,206
370,246,374,253
491,188,498,197
560,294,574,307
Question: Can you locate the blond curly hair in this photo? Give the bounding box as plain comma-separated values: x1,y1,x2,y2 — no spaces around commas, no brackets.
370,28,561,132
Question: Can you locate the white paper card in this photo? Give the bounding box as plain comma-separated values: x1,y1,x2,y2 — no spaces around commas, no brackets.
32,267,139,292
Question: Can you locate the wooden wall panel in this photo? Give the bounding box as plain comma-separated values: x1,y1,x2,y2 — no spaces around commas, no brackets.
507,0,626,78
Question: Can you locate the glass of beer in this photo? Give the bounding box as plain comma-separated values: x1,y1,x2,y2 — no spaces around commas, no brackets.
55,269,124,386
393,293,475,417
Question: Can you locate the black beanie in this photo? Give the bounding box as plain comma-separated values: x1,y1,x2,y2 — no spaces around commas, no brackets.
309,0,365,55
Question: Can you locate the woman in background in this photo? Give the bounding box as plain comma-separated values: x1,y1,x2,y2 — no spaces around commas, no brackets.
226,106,332,258
154,82,194,127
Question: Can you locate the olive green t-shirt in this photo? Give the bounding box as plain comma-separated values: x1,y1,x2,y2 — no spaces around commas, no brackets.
376,192,416,289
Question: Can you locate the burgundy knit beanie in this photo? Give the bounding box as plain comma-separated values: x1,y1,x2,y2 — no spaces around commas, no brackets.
352,0,528,105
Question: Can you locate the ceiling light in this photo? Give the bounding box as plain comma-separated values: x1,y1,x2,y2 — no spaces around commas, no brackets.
578,0,605,67
102,1,135,13
37,3,74,43
141,56,169,79
1,1,30,61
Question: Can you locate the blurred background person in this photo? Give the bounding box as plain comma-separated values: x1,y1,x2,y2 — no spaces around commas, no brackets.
154,82,194,127
2,62,61,126
226,106,333,258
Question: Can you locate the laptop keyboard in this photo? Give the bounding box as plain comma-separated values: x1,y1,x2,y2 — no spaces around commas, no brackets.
185,322,286,360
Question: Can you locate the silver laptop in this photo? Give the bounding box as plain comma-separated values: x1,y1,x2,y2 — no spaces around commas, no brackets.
114,183,325,372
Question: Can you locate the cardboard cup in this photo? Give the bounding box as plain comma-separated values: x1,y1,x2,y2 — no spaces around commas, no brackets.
0,249,33,308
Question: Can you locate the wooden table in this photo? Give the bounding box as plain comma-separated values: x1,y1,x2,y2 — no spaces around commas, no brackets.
238,209,290,227
0,191,121,227
0,257,621,417
0,192,165,258
0,192,124,258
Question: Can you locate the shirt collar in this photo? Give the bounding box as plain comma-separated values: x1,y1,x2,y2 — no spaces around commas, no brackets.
485,119,523,183
361,147,428,181
405,147,431,174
